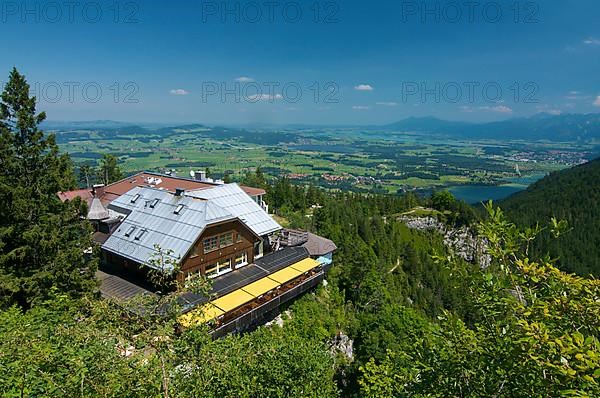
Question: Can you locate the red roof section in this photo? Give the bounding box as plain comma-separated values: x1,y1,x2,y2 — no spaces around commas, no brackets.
58,188,93,203
58,171,266,205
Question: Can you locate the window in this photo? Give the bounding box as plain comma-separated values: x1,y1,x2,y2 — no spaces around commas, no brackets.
174,204,184,215
218,258,232,274
219,232,233,248
203,236,218,253
124,226,136,237
150,198,160,208
236,232,243,243
205,258,232,278
130,194,141,203
134,229,146,241
205,262,218,277
235,252,248,268
254,241,264,259
203,232,235,253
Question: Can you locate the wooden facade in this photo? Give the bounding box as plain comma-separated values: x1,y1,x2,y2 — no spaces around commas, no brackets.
179,219,260,282
102,219,262,286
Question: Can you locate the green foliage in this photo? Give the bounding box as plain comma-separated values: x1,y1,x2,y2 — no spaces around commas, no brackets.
241,166,268,190
0,294,339,397
0,68,96,309
431,190,456,211
174,327,338,397
500,157,600,276
430,190,477,226
97,154,123,185
358,203,600,397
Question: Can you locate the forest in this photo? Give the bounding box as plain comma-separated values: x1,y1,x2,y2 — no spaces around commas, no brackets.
500,157,600,276
1,69,599,397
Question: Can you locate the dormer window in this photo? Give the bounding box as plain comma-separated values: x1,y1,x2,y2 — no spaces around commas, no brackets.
150,198,160,208
174,204,184,215
131,194,141,203
134,229,146,241
124,226,136,237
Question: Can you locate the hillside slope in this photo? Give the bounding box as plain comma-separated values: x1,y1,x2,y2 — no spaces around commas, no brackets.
500,157,600,276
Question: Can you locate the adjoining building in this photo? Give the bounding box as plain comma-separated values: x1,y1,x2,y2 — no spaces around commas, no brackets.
58,170,268,210
59,171,336,336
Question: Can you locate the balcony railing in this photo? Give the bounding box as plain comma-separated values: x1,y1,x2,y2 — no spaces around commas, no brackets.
278,229,309,247
209,270,324,338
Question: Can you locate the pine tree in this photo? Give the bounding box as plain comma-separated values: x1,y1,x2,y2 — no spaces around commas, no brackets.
97,154,122,185
0,68,97,309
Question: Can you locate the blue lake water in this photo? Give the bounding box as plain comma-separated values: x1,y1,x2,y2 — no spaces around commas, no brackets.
449,174,546,205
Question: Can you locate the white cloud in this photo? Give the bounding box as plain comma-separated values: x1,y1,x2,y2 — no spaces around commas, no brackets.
235,76,255,83
536,104,562,115
354,84,374,91
489,105,513,114
565,91,592,100
583,38,600,46
352,105,371,110
376,101,398,107
471,105,513,114
594,96,600,107
169,89,189,96
246,93,283,101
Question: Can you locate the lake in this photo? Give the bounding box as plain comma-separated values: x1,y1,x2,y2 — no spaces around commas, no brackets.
449,174,546,205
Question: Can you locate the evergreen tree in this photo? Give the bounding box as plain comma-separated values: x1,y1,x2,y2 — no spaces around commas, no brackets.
0,68,96,309
97,154,122,185
79,163,93,188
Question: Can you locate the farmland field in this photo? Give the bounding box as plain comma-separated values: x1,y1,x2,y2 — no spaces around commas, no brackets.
53,123,597,201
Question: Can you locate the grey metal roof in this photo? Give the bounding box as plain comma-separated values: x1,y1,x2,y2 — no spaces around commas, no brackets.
302,232,337,257
102,187,235,271
96,270,155,301
187,183,281,236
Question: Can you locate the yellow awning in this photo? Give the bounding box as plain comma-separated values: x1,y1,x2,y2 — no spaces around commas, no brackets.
212,289,255,312
289,257,320,273
242,277,280,297
268,265,305,285
179,303,224,327
180,257,322,327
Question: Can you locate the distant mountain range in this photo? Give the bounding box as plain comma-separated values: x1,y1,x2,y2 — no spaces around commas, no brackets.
381,113,600,142
44,113,600,142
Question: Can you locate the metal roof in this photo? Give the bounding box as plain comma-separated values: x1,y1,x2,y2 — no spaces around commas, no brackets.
187,183,281,236
102,187,235,271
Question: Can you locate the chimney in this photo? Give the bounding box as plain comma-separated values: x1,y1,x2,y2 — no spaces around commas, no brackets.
175,188,185,197
195,170,207,182
92,184,106,198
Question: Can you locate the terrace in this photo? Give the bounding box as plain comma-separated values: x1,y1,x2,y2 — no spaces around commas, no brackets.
98,246,328,337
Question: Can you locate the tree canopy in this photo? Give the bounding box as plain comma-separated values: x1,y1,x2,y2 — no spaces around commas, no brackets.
0,68,96,309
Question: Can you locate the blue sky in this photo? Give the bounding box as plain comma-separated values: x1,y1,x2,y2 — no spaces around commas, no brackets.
1,0,599,125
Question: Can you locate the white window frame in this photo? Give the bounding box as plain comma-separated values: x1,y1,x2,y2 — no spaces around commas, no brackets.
234,252,248,269
206,258,233,279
